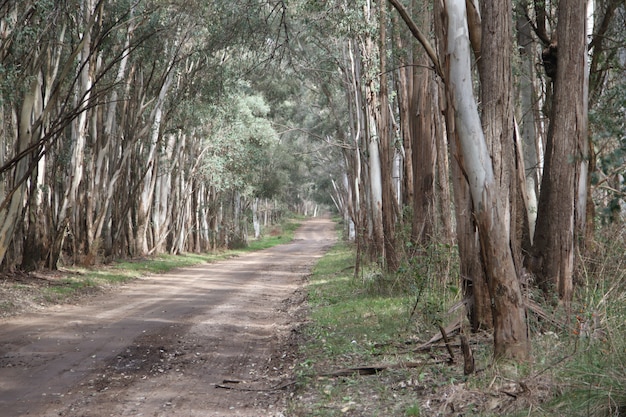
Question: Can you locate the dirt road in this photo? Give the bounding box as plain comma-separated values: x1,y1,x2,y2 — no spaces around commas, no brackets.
0,218,336,416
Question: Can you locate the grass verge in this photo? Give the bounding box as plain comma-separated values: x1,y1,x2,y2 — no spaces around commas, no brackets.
289,230,626,417
289,241,476,417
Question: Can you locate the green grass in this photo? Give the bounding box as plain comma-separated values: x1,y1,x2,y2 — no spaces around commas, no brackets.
290,242,451,416
42,277,98,301
524,298,625,414
509,226,626,417
240,219,301,251
289,232,625,416
305,244,411,358
405,403,421,416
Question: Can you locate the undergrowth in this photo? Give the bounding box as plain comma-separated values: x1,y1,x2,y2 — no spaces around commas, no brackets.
291,241,472,417
292,224,626,417
518,225,626,416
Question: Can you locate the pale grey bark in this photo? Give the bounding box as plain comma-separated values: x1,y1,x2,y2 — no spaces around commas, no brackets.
136,65,175,254
445,0,529,359
252,198,261,239
48,0,99,267
0,76,42,266
516,7,541,244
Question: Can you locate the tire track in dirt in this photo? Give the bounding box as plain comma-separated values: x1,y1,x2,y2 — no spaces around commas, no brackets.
0,218,335,416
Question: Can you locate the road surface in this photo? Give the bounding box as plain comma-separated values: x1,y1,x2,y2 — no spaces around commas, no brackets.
0,218,336,416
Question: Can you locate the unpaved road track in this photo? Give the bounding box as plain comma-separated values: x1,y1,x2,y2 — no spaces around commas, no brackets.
0,218,335,416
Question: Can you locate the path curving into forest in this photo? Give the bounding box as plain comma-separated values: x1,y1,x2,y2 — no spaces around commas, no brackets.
0,218,336,417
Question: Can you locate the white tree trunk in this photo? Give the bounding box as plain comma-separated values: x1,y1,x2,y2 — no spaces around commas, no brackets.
368,121,384,249
0,76,42,265
446,2,492,205
51,0,96,266
445,0,529,359
136,65,175,254
152,132,177,252
517,9,540,244
252,198,261,239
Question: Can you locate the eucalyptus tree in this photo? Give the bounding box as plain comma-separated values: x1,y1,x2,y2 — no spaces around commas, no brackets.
526,0,588,303
0,0,299,270
291,0,408,269
517,0,623,303
0,0,137,269
443,0,530,359
389,0,531,358
392,1,441,245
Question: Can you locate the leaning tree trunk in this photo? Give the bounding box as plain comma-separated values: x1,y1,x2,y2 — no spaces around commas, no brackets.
430,0,491,331
0,76,42,268
445,0,529,360
48,0,97,268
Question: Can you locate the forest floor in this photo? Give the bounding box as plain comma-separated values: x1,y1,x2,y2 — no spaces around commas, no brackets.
0,217,336,416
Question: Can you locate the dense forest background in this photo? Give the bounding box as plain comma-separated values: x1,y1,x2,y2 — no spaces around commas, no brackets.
1,0,625,362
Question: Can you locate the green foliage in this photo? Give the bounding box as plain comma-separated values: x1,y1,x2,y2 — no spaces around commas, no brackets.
201,88,279,196
590,77,626,223
405,403,421,416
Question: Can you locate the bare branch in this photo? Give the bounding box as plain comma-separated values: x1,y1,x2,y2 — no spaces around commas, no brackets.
387,0,444,80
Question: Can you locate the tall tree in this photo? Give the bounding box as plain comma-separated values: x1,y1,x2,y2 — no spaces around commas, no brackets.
532,0,589,304
444,0,530,359
410,1,437,244
377,0,399,270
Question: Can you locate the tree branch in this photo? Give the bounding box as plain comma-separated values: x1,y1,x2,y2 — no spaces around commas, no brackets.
387,0,444,80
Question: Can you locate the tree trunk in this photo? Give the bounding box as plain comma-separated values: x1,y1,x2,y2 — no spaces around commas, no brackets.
252,198,261,239
445,0,529,360
136,67,175,255
392,11,414,210
516,3,541,248
432,0,491,331
377,0,399,271
434,87,453,243
411,1,437,244
361,18,385,265
532,0,588,304
48,0,97,268
0,76,41,267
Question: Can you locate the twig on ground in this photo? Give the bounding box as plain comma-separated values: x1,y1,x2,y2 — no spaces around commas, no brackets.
438,324,455,363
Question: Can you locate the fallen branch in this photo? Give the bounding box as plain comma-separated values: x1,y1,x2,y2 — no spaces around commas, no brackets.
438,324,455,363
414,315,463,351
215,378,295,392
322,360,446,377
